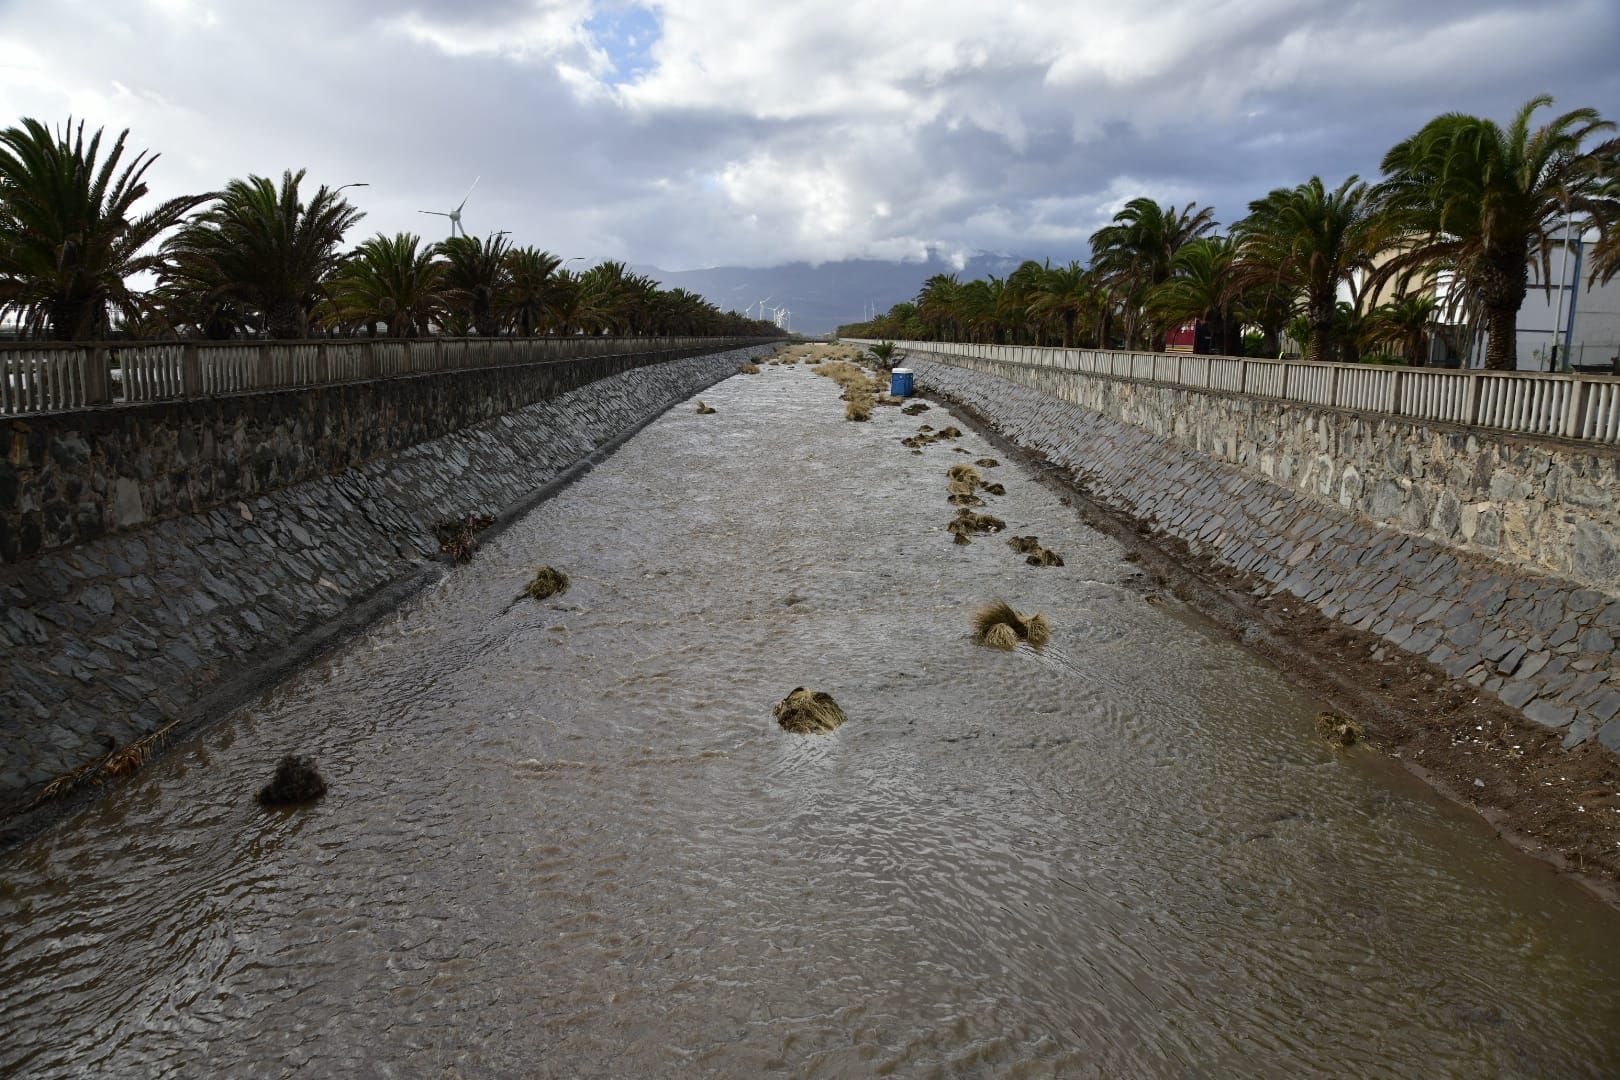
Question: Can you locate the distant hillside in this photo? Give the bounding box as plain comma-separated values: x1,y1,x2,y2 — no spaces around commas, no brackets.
637,252,1049,335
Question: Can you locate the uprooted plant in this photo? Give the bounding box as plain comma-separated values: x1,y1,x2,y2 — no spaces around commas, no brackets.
524,565,571,601
774,687,848,734
973,601,1052,650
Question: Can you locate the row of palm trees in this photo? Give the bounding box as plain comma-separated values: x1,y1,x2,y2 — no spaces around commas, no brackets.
839,96,1620,370
0,118,781,342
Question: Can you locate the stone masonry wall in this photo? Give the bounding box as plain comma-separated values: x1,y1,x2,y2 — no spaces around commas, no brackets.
907,349,1620,596
0,346,771,816
1,343,741,563
913,355,1620,756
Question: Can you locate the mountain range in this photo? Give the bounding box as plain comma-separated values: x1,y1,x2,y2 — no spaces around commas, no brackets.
639,251,1052,335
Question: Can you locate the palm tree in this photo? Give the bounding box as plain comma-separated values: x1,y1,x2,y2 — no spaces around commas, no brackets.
439,233,511,336
0,118,205,339
1235,176,1384,363
1377,95,1617,369
331,232,444,337
915,273,962,341
1144,237,1241,354
502,246,561,335
1027,261,1098,348
1364,292,1438,365
1089,197,1216,348
162,169,364,339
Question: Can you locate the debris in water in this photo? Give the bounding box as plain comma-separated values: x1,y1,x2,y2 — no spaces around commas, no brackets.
435,512,497,564
975,458,999,468
947,464,982,485
740,363,762,374
524,566,571,601
937,426,962,439
1026,548,1065,567
902,401,930,416
1007,535,1042,555
948,492,985,507
257,755,327,806
973,601,1052,649
773,688,848,734
1315,712,1364,747
695,401,716,414
982,623,1020,651
947,509,1007,542
981,482,1006,496
918,424,934,433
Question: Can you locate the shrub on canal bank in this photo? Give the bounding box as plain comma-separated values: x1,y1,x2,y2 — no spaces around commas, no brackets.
773,688,847,734
524,566,570,601
257,755,327,806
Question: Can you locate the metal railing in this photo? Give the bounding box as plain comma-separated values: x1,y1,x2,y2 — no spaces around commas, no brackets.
849,339,1620,446
0,335,752,415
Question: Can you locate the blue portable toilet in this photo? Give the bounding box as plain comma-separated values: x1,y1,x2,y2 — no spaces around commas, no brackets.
889,367,914,397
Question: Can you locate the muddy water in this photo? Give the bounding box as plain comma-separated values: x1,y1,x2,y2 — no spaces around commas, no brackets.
5,365,1620,1077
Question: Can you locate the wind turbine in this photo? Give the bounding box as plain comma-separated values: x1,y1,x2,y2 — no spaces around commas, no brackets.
752,297,771,321
419,176,480,238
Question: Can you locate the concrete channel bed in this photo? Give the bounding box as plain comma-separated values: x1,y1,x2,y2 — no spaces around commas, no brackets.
0,344,772,822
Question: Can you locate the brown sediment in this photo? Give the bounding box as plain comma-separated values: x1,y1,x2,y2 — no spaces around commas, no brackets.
936,388,1620,908
773,688,848,734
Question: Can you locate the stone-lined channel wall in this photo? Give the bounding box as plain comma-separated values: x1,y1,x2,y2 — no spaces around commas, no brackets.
910,352,1620,754
0,345,771,818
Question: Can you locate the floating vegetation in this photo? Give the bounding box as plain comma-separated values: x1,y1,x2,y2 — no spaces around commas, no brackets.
740,363,762,374
973,601,1052,649
695,401,716,414
257,754,328,806
1316,712,1364,747
975,458,1000,468
947,464,982,485
936,426,962,439
435,512,498,564
902,401,930,416
1008,535,1042,555
981,482,1006,496
981,623,1020,650
773,688,848,735
947,509,1006,543
524,566,570,601
1026,548,1065,567
952,447,970,454
918,424,934,433
948,492,985,507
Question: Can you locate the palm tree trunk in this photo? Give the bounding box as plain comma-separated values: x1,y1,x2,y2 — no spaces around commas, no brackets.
1480,251,1527,371
1309,292,1334,363
266,299,305,340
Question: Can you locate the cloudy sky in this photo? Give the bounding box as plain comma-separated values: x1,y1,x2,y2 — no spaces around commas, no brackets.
3,0,1617,281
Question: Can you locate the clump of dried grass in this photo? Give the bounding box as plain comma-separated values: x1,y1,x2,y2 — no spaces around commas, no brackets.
975,458,999,468
936,426,962,439
1026,548,1065,567
774,688,848,734
902,401,930,416
973,601,1052,649
1316,712,1364,747
947,509,1006,543
946,464,982,485
845,397,873,421
981,482,1006,497
740,363,762,374
981,623,1020,650
695,401,716,414
524,566,570,601
1007,535,1042,555
257,754,328,806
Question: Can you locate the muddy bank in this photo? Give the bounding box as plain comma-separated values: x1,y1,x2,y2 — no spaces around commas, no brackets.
935,386,1620,906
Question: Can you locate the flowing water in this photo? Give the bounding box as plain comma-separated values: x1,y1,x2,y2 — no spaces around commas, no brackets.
4,365,1620,1077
